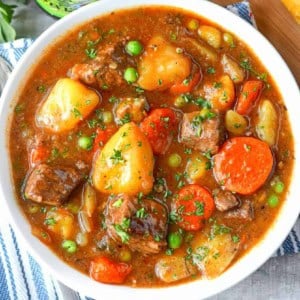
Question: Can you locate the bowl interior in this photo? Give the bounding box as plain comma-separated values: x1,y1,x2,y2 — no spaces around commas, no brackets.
0,0,299,299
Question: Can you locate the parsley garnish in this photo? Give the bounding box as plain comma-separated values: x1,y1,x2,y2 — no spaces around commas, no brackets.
85,48,97,59
207,67,216,74
110,149,124,164
136,207,148,219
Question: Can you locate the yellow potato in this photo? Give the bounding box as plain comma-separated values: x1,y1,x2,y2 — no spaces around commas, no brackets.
191,232,239,279
221,54,245,84
198,25,222,49
155,255,197,283
183,37,218,62
225,110,247,135
204,75,235,111
138,36,191,90
256,99,278,146
185,154,208,183
92,122,154,195
45,208,75,240
36,78,100,132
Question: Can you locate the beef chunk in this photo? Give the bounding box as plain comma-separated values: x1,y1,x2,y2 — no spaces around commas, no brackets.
213,189,239,212
24,164,82,206
114,97,148,124
180,111,220,154
69,43,123,90
105,194,168,254
225,200,254,221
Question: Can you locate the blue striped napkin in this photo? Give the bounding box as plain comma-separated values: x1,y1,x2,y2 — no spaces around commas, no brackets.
0,1,299,299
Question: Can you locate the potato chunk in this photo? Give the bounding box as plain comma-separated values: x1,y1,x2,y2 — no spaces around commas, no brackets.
92,122,154,195
221,54,245,84
185,154,208,183
138,36,191,91
45,208,75,240
191,232,239,279
155,255,197,283
256,99,278,146
204,75,235,111
36,78,100,132
198,25,222,49
225,110,247,135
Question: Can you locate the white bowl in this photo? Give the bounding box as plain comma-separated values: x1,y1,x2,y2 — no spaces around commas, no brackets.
1,0,299,299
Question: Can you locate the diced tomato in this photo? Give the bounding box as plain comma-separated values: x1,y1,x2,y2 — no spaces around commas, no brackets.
173,184,215,231
235,80,264,115
170,65,202,95
93,125,117,152
90,256,132,284
140,108,178,155
30,145,49,167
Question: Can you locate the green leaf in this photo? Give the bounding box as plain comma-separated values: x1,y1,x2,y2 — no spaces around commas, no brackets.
0,2,16,23
0,17,16,42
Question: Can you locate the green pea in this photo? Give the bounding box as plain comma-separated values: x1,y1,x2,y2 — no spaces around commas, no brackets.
168,153,182,168
119,249,132,262
273,181,284,194
124,67,138,83
267,194,279,208
187,19,199,31
62,240,77,253
78,136,93,150
28,205,39,214
102,111,113,124
125,40,143,56
168,232,183,249
174,95,186,108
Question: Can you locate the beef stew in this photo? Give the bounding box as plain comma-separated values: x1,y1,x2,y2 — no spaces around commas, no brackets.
9,6,294,287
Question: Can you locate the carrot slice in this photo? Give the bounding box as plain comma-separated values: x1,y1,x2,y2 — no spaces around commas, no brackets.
140,108,178,155
213,137,273,195
93,125,117,152
90,256,132,284
169,68,202,95
236,80,264,115
173,184,215,231
30,145,49,167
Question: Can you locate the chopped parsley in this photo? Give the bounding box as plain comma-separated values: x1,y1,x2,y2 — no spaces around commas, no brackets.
232,235,240,243
114,224,130,243
207,67,216,74
112,198,123,208
119,113,131,125
136,207,148,219
37,85,46,93
110,149,124,164
72,108,82,119
240,59,270,87
44,218,56,226
194,201,204,216
85,48,97,59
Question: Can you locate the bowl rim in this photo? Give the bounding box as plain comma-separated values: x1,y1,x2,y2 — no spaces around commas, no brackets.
0,0,300,299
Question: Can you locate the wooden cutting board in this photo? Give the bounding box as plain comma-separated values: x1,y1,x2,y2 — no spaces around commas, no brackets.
212,0,300,86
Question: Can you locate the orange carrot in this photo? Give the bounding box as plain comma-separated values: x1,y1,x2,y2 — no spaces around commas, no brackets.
236,80,264,115
30,145,49,167
173,184,215,231
170,68,202,95
93,125,117,152
90,256,132,284
140,108,178,155
213,137,273,195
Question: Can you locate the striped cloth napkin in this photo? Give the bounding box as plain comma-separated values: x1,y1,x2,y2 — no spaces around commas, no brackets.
0,1,299,299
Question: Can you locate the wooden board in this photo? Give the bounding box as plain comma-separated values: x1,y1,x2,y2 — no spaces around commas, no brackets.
212,0,300,85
